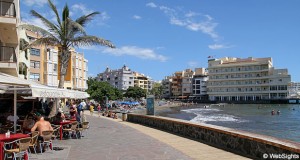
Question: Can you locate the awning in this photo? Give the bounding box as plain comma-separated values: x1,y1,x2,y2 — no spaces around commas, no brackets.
0,72,89,98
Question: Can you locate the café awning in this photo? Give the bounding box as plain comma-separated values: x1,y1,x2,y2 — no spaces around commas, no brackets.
0,72,89,98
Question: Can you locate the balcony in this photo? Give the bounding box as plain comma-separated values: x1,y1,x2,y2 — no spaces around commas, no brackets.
0,46,17,75
0,46,16,62
0,1,16,18
0,1,18,44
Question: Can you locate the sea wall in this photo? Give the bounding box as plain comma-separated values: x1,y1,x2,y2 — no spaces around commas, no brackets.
127,114,300,159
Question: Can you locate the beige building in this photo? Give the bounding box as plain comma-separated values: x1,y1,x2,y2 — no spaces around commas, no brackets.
0,0,20,76
26,30,45,83
61,49,88,91
207,57,291,101
171,71,183,98
182,69,194,97
133,72,152,92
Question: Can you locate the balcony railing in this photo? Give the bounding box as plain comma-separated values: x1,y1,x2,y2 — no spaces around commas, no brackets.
0,1,16,17
0,46,16,62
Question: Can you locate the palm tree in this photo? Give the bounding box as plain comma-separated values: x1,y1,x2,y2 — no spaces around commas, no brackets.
21,0,115,88
21,0,115,117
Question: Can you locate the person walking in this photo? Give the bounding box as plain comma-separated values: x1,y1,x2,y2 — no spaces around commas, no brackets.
97,104,102,117
89,103,94,116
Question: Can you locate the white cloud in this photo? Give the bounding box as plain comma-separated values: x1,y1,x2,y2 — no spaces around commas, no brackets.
21,12,47,29
102,46,168,62
146,2,157,8
185,11,199,18
70,4,110,26
147,3,221,41
23,0,48,7
208,44,233,50
71,4,94,15
188,61,198,68
133,15,142,20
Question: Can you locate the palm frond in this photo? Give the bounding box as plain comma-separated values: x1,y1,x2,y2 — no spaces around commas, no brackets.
67,18,86,36
23,37,59,51
30,10,61,36
76,12,100,27
70,35,115,48
62,4,69,22
47,0,62,29
19,24,54,37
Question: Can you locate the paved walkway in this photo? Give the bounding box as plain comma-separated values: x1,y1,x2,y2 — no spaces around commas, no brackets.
29,112,248,160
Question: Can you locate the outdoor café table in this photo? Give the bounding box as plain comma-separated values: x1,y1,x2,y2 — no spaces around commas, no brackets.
55,120,73,140
0,133,29,160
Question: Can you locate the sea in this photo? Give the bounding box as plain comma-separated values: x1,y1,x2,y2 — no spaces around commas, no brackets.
156,104,300,143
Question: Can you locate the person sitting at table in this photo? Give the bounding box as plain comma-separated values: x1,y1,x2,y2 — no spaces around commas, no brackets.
31,116,53,138
52,110,65,124
69,101,77,120
22,113,35,134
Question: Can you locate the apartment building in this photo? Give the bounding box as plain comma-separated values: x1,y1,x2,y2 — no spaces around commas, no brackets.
43,47,59,87
0,0,20,76
182,69,194,97
288,82,300,98
71,51,88,91
207,57,291,101
171,71,183,98
60,49,88,91
26,30,45,82
97,65,155,91
192,68,208,100
161,76,172,99
97,65,134,90
133,72,153,92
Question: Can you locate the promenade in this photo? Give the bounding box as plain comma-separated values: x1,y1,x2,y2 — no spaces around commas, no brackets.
30,112,248,160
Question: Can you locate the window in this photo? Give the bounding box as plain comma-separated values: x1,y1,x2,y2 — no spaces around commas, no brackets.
30,73,40,81
53,64,57,71
30,61,40,68
30,61,34,68
30,48,40,56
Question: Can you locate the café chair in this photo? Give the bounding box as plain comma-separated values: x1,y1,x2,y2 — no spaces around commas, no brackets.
62,121,78,139
3,137,31,160
39,130,54,154
28,131,39,154
76,121,89,137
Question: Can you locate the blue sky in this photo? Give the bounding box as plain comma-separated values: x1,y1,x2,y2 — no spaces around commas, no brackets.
21,0,300,81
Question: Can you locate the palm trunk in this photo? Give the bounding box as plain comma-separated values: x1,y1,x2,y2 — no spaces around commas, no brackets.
49,48,69,118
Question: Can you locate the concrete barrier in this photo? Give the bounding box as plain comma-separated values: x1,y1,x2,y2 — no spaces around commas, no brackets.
127,114,300,159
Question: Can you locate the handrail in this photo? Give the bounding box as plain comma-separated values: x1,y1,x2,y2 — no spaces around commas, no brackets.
0,46,16,62
0,1,16,17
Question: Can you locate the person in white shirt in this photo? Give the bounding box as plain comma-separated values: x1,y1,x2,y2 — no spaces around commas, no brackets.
80,100,87,110
7,113,19,124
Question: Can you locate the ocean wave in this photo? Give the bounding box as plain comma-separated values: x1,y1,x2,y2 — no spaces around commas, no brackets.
182,108,221,113
190,114,245,123
182,108,247,123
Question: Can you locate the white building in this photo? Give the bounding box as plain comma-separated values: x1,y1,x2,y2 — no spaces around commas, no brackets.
192,68,208,100
97,65,135,90
43,47,58,87
207,57,291,101
288,82,300,98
